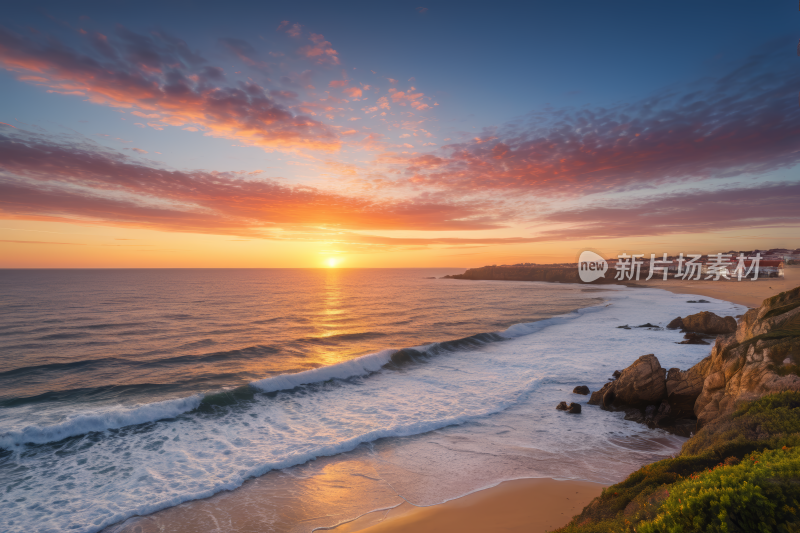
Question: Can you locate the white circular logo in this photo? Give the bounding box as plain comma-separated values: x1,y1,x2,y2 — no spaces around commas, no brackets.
578,251,608,282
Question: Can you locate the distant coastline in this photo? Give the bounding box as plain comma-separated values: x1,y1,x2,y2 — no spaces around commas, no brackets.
443,264,798,309
443,265,616,284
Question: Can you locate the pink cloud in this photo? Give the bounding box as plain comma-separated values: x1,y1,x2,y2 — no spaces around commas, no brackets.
299,34,339,65
399,45,800,195
0,26,340,152
527,182,800,242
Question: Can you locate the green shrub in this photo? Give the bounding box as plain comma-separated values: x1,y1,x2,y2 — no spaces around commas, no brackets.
680,392,800,458
638,446,800,533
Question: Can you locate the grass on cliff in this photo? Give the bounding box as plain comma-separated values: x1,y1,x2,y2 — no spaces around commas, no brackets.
638,446,800,533
553,392,800,533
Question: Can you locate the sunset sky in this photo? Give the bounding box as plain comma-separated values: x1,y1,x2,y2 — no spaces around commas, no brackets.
1,1,798,268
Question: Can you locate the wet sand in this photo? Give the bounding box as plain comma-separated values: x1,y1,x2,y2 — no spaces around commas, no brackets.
627,266,797,309
330,478,607,533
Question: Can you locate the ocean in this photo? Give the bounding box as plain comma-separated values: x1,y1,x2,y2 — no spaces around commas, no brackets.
0,269,746,532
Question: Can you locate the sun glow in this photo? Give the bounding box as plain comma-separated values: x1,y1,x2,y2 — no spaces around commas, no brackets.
325,257,339,268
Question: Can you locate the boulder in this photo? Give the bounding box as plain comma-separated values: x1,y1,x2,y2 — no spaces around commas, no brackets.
666,317,684,330
588,382,612,405
612,370,622,379
556,401,582,414
573,385,590,395
608,354,667,408
678,333,709,345
682,311,737,335
665,360,708,419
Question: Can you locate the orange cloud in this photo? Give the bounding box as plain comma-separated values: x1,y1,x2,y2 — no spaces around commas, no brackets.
343,87,362,98
0,129,512,237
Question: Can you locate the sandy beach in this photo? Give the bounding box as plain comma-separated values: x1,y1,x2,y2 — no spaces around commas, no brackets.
332,478,607,533
627,266,797,309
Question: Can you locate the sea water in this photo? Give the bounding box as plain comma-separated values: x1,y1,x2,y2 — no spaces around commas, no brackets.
0,269,746,532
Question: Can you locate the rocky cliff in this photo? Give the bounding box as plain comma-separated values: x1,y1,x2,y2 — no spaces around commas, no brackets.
693,285,800,428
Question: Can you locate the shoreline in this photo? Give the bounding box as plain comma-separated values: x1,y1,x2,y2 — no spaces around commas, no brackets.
624,266,796,308
329,478,608,533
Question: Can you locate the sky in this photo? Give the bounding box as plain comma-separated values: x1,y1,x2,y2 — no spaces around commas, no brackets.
0,0,798,268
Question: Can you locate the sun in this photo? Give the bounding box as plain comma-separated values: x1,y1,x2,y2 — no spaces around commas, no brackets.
326,257,339,268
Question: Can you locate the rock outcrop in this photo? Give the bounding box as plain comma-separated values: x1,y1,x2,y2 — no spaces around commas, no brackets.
681,311,737,335
588,355,695,436
608,354,667,407
666,317,684,330
573,385,590,395
665,311,736,334
665,359,710,418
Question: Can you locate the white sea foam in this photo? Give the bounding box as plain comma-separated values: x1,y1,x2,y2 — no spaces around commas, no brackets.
0,394,203,449
1,301,597,451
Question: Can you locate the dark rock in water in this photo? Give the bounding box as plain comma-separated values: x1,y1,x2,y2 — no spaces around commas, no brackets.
556,401,581,413
573,385,590,395
616,324,631,329
686,299,710,303
611,354,667,408
666,317,684,330
682,311,737,335
612,370,622,379
623,408,646,424
678,333,710,345
588,382,612,405
423,277,436,279
636,323,659,328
